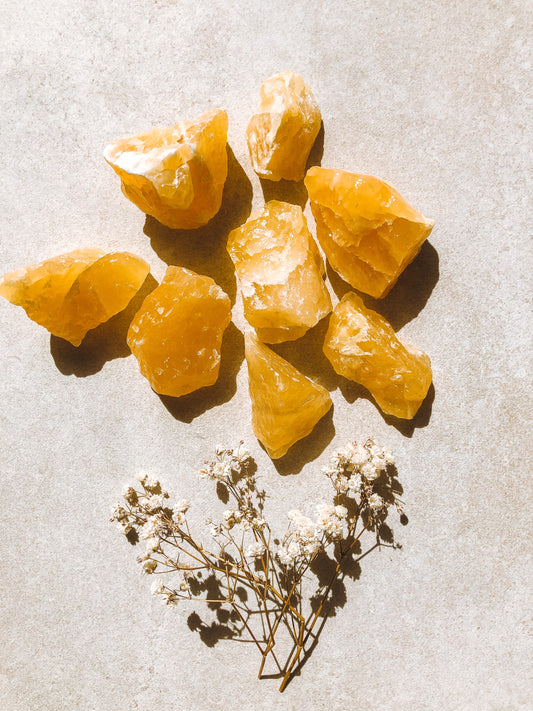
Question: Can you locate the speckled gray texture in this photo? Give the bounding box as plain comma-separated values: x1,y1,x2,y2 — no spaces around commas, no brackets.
0,1,531,709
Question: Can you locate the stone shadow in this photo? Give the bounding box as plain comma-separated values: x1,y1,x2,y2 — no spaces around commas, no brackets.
259,120,324,210
50,273,158,377
338,379,435,437
306,120,325,173
270,316,340,392
269,312,434,438
260,177,309,209
143,145,253,304
158,322,244,423
381,382,435,437
271,406,335,476
327,240,440,331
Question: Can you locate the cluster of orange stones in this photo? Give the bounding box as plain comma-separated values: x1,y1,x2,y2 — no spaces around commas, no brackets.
0,71,434,459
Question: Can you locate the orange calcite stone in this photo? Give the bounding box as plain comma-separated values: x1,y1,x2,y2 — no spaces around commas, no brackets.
104,109,228,229
245,331,332,458
246,72,321,182
127,266,231,397
323,293,432,419
0,249,150,346
227,201,332,343
305,167,434,298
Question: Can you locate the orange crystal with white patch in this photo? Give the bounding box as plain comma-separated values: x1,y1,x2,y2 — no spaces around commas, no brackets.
227,200,332,343
245,331,332,458
246,72,321,182
104,108,228,229
127,266,231,397
323,292,432,419
305,167,434,298
0,249,150,346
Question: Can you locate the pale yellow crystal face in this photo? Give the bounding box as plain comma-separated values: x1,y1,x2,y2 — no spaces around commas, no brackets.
245,331,332,458
305,167,434,298
246,72,321,182
227,201,332,343
323,292,432,419
0,249,150,346
127,266,231,397
104,109,228,229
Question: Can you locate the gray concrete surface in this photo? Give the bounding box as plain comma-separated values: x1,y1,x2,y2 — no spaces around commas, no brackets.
0,1,531,709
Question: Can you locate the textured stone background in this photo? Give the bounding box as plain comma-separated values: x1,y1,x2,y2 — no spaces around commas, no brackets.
0,1,531,709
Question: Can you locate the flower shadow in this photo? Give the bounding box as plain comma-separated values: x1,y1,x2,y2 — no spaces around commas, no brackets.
283,465,406,689
184,462,406,689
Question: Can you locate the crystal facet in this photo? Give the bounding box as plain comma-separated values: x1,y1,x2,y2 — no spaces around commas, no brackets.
246,72,321,182
0,249,150,346
104,108,228,229
305,167,434,298
227,200,332,343
127,266,231,397
323,292,432,419
245,331,332,458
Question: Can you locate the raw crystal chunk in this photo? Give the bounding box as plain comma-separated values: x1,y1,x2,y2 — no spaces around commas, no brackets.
305,167,434,298
0,249,150,346
227,201,332,343
104,108,228,229
246,72,321,182
245,331,332,458
323,293,432,419
127,266,231,397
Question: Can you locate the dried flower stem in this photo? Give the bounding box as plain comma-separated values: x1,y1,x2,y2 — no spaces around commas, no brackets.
111,439,402,691
279,522,369,691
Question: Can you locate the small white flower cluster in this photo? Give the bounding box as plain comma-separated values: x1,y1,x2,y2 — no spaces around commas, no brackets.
199,442,251,481
110,473,194,585
276,504,347,567
110,503,133,535
173,498,190,525
322,438,394,516
223,507,266,532
246,541,266,559
150,578,190,605
200,443,266,541
137,473,161,492
315,503,348,538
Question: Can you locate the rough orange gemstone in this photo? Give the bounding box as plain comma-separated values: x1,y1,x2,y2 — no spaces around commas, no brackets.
227,201,331,343
245,331,332,458
104,108,228,229
246,72,321,182
0,249,150,346
127,266,231,397
305,167,434,298
323,292,432,419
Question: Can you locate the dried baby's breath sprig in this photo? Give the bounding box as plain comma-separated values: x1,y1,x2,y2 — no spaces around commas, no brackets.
111,439,403,691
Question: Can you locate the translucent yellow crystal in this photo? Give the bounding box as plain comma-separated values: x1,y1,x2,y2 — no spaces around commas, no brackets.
127,266,231,397
305,167,434,298
0,249,150,346
104,108,228,229
323,293,432,419
245,331,332,458
227,201,331,343
246,72,321,182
